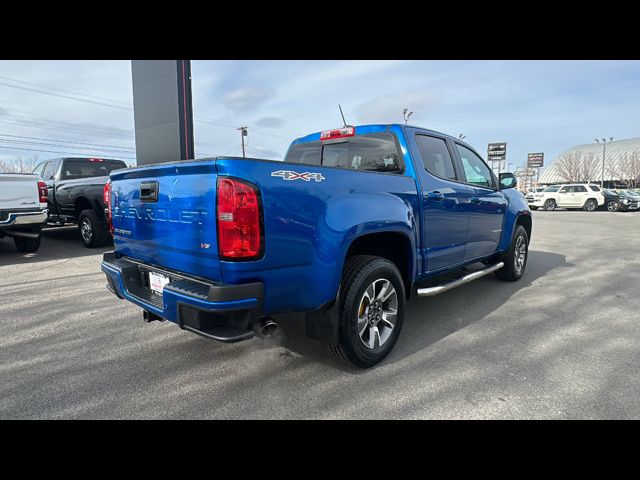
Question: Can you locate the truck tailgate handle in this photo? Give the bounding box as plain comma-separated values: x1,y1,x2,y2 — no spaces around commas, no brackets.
140,181,159,202
426,191,444,201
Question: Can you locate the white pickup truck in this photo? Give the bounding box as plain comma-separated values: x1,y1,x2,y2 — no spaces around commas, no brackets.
0,174,49,252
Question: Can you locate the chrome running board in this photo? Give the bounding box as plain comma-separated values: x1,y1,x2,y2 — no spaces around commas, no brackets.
416,262,504,297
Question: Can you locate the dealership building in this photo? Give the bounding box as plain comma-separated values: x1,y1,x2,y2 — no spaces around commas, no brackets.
538,137,640,186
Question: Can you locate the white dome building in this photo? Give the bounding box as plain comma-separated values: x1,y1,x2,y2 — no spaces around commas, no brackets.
539,138,640,186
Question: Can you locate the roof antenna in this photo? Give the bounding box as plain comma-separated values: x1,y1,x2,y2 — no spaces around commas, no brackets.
338,104,349,127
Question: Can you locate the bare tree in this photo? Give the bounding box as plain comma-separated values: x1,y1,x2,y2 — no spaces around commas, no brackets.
578,152,600,183
553,152,584,183
0,155,40,173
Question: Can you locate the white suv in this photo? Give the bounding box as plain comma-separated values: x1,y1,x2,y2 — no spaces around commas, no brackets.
529,184,605,211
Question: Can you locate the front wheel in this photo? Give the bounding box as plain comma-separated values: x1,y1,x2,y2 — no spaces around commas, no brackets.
327,255,405,368
495,224,529,282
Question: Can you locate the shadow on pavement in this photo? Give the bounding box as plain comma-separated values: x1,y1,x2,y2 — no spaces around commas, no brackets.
0,226,112,266
274,250,570,371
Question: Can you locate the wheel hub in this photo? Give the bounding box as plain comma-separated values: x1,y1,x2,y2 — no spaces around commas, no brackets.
357,279,398,350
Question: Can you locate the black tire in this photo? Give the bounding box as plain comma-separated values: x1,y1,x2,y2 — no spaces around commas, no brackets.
495,224,528,282
583,198,597,212
543,199,556,211
606,200,619,212
14,235,41,253
78,209,109,248
530,206,538,211
327,255,406,368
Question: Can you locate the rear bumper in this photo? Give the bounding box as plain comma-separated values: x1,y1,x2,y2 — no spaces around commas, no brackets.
101,251,263,342
0,209,48,227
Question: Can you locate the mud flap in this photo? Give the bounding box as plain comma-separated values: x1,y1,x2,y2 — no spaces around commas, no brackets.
305,300,340,346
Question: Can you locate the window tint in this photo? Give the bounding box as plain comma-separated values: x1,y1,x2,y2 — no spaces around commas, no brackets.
574,185,587,192
589,185,601,191
415,135,456,180
284,143,321,165
321,133,401,172
42,161,57,180
544,186,560,192
285,133,401,173
559,186,570,193
456,144,494,188
61,159,126,180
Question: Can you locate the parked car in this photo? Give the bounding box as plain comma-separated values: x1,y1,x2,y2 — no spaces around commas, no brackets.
32,157,127,247
603,189,640,212
529,183,605,211
0,173,48,252
101,124,532,368
527,185,560,209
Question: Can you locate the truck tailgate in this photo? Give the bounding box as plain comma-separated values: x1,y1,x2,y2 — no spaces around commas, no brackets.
0,174,40,210
110,160,223,282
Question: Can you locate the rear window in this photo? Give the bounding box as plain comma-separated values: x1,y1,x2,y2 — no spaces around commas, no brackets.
284,133,401,173
61,159,126,180
588,185,601,191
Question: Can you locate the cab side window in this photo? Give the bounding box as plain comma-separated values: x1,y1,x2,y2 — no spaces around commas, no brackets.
574,185,587,193
32,162,46,178
559,186,571,193
415,135,457,180
42,161,57,180
455,144,495,189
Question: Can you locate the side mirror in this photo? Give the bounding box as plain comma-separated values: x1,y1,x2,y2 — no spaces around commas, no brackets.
499,172,517,190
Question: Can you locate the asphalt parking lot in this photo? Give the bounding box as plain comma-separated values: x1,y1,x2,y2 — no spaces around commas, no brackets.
1,211,639,419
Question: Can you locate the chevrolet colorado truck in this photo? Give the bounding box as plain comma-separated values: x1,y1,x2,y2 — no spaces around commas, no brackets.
101,124,532,368
0,173,48,252
32,157,128,247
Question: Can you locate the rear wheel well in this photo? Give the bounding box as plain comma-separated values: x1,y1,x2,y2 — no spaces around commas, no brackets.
75,197,104,221
345,232,412,298
516,214,532,244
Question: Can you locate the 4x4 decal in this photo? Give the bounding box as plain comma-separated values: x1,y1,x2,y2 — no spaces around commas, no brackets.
271,170,325,182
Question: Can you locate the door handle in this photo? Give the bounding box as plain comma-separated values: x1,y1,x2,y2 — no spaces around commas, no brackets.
470,197,482,204
426,191,444,201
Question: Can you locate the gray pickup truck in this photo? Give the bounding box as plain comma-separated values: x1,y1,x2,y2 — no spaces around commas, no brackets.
32,157,127,247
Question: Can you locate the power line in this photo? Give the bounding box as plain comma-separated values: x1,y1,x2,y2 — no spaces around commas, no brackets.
0,81,132,111
0,133,136,151
0,74,132,106
0,144,135,160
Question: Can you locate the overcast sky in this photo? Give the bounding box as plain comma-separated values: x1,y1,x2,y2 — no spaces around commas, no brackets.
0,60,639,172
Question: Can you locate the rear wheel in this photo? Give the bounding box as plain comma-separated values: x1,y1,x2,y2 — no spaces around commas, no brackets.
78,209,109,248
607,200,619,212
327,255,405,368
14,234,41,253
543,199,556,211
495,224,528,282
583,199,597,212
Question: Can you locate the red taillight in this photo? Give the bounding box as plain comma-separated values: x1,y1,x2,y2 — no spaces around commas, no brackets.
217,177,262,260
320,126,355,141
104,180,113,235
37,181,48,204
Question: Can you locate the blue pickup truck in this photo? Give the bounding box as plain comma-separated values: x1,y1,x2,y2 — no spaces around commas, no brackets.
101,124,531,368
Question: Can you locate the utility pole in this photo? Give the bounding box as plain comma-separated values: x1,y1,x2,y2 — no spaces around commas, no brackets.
238,126,248,158
595,137,613,188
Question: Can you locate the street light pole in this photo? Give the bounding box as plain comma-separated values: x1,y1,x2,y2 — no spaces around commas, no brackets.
595,137,613,188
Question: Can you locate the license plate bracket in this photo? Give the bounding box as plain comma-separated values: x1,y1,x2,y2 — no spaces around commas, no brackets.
149,271,170,296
